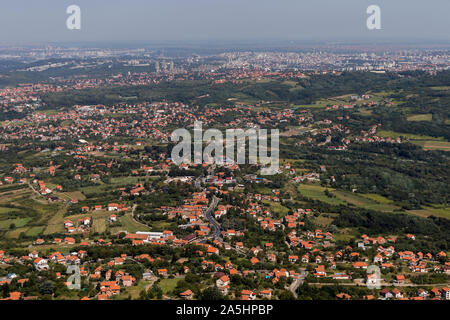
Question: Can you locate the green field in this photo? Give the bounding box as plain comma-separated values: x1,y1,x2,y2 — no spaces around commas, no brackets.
113,280,154,300
25,226,45,236
80,176,150,196
148,220,176,232
0,185,62,238
429,86,450,90
109,176,143,185
254,186,274,195
43,205,68,235
377,130,450,151
377,130,444,141
2,224,44,238
262,200,290,217
407,206,450,220
159,277,183,294
0,217,32,229
333,232,357,242
297,184,346,206
5,227,28,238
92,217,107,233
359,193,394,204
406,114,432,122
296,184,400,212
55,191,86,201
412,140,450,151
312,215,334,227
293,102,328,109
110,211,151,234
0,206,21,214
332,191,399,212
357,109,373,116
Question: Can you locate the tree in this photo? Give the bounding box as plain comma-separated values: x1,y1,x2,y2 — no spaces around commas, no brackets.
148,283,163,300
1,284,9,298
39,280,56,295
199,286,224,300
139,289,148,300
278,290,295,300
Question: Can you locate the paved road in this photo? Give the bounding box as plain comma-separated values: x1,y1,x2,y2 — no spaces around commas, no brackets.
289,269,308,298
205,196,221,240
27,183,48,202
194,177,202,190
197,165,223,240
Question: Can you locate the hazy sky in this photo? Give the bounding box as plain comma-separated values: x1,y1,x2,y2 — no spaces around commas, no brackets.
0,0,449,44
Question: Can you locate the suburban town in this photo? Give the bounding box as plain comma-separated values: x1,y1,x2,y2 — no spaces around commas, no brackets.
0,43,449,301
0,2,449,306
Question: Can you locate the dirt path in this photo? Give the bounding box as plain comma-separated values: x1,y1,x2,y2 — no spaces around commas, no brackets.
130,204,151,229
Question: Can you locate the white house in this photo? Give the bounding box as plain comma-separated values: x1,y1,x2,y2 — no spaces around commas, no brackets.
442,288,450,300
107,203,119,211
34,258,49,271
366,273,380,286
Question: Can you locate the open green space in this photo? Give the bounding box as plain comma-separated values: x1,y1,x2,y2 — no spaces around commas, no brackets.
406,114,432,122
297,184,346,206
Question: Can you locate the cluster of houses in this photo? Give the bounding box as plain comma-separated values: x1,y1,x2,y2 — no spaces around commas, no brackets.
64,217,91,233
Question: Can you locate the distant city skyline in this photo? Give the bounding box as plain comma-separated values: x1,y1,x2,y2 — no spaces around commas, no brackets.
0,0,449,44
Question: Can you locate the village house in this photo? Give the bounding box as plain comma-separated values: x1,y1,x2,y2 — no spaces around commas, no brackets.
180,289,194,300
241,290,256,300
394,275,405,284
33,258,49,271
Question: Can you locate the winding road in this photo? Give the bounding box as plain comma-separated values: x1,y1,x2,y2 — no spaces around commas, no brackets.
289,269,308,298
205,195,222,240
